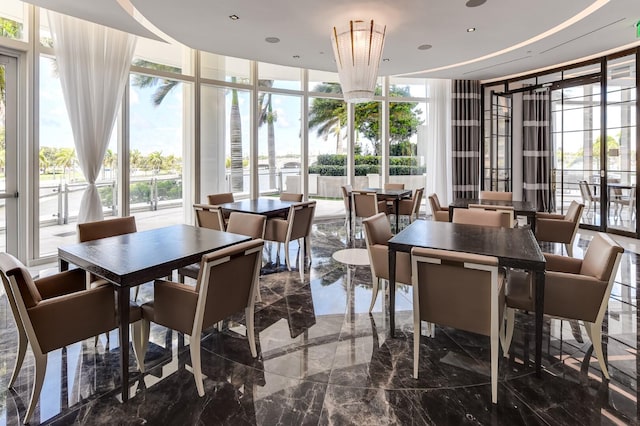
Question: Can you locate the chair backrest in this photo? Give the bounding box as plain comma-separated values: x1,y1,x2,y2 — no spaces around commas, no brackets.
352,190,379,218
384,183,405,190
194,239,264,334
468,204,515,227
564,200,584,223
479,191,513,202
428,193,439,210
77,216,137,242
286,201,316,241
193,204,225,231
280,193,303,202
227,212,266,239
363,212,393,247
580,233,624,282
452,208,512,228
411,247,501,337
412,188,425,216
578,181,594,202
207,192,234,205
341,184,352,211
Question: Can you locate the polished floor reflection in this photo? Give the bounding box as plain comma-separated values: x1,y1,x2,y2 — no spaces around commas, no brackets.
1,219,639,425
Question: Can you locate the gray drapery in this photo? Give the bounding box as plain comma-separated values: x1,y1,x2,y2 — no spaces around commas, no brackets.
523,89,553,212
452,80,481,199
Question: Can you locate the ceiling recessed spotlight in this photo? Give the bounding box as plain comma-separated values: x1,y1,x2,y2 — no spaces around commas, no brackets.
265,37,280,43
467,27,476,32
229,14,239,21
466,0,487,7
382,58,390,62
293,55,300,59
417,44,432,51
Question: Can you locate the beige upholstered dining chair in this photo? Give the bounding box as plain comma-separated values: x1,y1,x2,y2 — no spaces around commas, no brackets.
384,183,405,190
411,247,505,404
391,187,424,224
535,201,584,257
352,190,388,238
612,185,636,221
193,204,226,231
264,201,316,271
207,192,235,205
468,204,516,227
479,191,513,202
452,208,512,228
280,192,303,202
362,213,412,313
0,253,144,424
578,180,599,218
428,193,449,222
135,239,264,397
341,184,353,232
178,211,265,283
504,233,623,379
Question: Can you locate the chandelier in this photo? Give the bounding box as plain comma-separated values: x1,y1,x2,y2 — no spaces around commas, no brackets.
331,20,386,103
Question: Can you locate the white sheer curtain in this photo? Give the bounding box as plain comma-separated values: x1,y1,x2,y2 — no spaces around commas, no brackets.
426,79,452,210
48,12,136,223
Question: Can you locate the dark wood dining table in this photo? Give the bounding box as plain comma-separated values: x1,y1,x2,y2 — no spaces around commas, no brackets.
387,220,546,376
448,198,538,232
218,198,299,218
58,224,251,402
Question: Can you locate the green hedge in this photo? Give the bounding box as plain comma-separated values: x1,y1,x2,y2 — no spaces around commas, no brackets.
311,154,423,176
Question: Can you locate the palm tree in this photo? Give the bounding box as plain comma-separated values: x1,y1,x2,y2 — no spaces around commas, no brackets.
55,147,76,182
130,149,142,174
145,151,164,174
308,83,346,153
131,60,181,106
230,79,243,192
102,148,116,179
258,80,278,188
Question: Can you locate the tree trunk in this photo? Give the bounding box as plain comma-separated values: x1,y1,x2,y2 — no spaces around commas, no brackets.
230,86,243,192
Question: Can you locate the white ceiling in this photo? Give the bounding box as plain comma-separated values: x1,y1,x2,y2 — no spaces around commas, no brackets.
24,0,640,81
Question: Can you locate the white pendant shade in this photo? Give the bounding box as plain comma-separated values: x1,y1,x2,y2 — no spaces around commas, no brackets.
332,20,386,103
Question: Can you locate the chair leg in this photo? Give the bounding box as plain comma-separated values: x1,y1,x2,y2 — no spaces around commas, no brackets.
178,273,185,284
503,308,515,357
585,321,609,379
413,319,420,379
24,352,47,425
9,327,27,388
140,319,150,363
305,237,312,267
491,324,499,404
565,243,573,257
131,320,146,373
285,241,292,271
133,286,140,302
190,334,205,397
245,307,257,358
368,277,380,313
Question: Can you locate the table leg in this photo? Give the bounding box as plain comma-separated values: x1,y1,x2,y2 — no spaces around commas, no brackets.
529,213,536,233
118,286,131,401
59,258,69,272
348,197,353,243
389,248,396,337
534,269,545,377
395,199,400,232
448,206,454,222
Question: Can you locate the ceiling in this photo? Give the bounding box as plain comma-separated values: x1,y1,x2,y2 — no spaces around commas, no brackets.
26,0,640,81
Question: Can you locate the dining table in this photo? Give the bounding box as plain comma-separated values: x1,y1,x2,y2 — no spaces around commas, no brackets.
448,198,538,232
387,219,546,377
218,198,299,218
58,224,251,402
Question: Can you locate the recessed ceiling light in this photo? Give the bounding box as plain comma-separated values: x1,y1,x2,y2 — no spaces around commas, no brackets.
265,37,280,43
293,55,300,59
417,44,432,51
466,0,487,7
382,58,390,62
229,14,239,21
467,27,476,32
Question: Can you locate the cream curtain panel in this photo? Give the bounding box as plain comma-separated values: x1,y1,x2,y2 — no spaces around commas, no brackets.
48,12,136,223
426,79,452,210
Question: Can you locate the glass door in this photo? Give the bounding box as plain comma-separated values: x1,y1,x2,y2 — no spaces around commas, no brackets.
484,92,512,191
0,54,18,254
605,53,637,235
551,78,603,230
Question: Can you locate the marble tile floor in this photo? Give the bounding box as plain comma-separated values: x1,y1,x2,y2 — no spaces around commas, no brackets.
1,219,640,425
